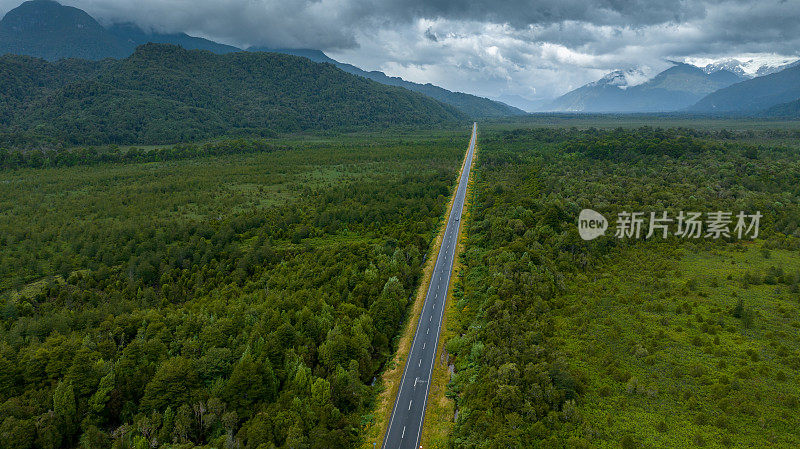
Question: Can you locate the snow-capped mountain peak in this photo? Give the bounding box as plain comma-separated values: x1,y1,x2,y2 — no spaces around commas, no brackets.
691,56,800,79
702,59,748,77
589,68,648,89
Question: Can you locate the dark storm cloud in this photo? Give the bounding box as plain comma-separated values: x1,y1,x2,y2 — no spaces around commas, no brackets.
693,0,800,52
1,0,796,50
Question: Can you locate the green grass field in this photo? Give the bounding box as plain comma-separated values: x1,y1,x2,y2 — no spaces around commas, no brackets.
555,242,800,447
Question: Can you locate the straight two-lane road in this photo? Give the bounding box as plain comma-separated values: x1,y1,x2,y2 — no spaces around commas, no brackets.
382,123,477,449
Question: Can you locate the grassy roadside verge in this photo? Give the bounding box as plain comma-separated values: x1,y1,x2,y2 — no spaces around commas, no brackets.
419,133,478,449
361,128,476,449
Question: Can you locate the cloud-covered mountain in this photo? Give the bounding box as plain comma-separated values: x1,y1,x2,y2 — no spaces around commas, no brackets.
107,22,241,55
248,47,525,118
0,0,130,60
543,69,644,112
0,0,240,59
546,63,744,113
0,1,523,118
689,63,800,115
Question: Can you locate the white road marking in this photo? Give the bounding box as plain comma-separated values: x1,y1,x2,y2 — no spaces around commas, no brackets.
402,426,406,439
409,400,413,410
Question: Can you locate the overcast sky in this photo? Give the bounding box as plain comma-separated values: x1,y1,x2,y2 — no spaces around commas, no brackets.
3,0,799,107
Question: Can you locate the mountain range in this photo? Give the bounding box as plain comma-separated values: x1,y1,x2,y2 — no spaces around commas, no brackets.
2,0,799,121
547,58,800,116
0,0,524,119
546,63,746,113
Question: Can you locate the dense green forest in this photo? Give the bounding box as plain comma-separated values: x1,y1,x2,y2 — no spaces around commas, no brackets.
2,122,800,448
0,44,465,146
445,126,800,448
0,131,467,448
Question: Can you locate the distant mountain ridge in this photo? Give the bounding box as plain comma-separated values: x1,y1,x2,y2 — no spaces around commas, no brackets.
689,63,800,115
0,0,523,119
547,63,745,113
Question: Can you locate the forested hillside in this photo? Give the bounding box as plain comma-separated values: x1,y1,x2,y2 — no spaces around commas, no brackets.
445,127,800,447
249,48,526,119
0,132,467,448
0,44,465,145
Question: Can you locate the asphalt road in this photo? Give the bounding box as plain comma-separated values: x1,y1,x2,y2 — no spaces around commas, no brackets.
381,122,477,449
